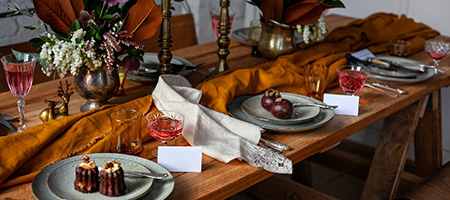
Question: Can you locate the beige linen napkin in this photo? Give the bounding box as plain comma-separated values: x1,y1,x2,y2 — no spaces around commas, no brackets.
152,75,292,174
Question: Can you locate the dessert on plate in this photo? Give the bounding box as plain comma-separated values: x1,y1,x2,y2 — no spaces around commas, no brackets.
74,156,99,193
99,161,126,196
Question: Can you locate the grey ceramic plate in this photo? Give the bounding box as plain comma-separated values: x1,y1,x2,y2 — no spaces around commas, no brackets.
366,56,422,78
47,157,153,200
228,93,334,132
368,56,435,84
32,153,174,200
127,53,193,83
231,27,304,45
241,94,320,125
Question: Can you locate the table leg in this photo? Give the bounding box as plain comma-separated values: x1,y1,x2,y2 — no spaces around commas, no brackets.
361,96,429,200
414,90,442,176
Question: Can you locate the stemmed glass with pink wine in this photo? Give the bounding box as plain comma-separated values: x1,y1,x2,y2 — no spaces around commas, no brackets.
336,65,370,96
146,110,185,155
1,53,36,134
425,40,450,72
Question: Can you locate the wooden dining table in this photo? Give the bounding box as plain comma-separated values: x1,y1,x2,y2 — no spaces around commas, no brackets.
0,14,448,200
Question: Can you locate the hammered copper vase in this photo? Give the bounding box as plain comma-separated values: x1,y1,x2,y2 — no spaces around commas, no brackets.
258,19,297,60
74,65,119,112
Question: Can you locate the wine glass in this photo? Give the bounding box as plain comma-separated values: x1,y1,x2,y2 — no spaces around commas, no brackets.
248,19,262,57
146,110,185,155
336,65,370,96
1,53,36,134
210,8,235,39
425,40,450,71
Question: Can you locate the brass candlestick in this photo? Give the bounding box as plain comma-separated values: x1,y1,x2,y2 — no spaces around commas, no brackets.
207,0,231,78
158,0,173,74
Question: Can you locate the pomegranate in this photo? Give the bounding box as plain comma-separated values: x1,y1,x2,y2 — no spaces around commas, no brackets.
270,96,293,119
260,88,278,111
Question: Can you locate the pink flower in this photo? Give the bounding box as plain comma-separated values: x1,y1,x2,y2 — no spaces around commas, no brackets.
119,55,139,72
101,0,128,6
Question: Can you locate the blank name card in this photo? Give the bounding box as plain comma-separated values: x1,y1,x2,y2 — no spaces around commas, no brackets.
158,146,202,172
323,93,359,116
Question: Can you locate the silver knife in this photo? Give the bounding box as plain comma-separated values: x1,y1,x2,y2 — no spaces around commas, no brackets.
293,102,338,109
364,83,399,97
0,114,16,131
366,82,407,94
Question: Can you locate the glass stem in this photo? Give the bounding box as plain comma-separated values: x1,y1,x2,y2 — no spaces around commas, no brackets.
17,98,26,132
433,59,440,67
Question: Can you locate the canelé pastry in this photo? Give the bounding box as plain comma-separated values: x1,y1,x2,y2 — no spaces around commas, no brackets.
99,161,126,196
74,155,99,193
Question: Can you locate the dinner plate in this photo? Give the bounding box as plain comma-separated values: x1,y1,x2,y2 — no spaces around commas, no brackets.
366,56,422,78
47,157,153,200
228,93,334,132
368,56,435,84
231,27,304,45
32,153,174,200
241,94,320,125
127,52,193,83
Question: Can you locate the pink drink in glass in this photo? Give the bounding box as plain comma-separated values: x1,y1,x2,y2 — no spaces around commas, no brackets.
427,52,448,60
210,10,235,39
147,117,184,142
336,65,370,96
4,63,34,98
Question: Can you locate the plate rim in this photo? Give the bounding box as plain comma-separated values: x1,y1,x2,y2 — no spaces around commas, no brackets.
228,92,335,132
46,156,154,200
127,52,193,83
32,153,174,200
368,56,435,84
240,94,321,124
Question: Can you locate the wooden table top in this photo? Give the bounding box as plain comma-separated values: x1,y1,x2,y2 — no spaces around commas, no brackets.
1,14,450,199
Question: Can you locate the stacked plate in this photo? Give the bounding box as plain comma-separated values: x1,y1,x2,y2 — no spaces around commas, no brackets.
127,53,194,83
227,93,334,132
367,56,435,84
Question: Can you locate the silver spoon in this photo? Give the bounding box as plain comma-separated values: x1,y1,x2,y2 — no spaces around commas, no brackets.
98,167,169,179
293,103,338,109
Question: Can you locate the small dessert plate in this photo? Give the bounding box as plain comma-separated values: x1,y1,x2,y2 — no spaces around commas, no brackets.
47,157,153,200
240,93,321,125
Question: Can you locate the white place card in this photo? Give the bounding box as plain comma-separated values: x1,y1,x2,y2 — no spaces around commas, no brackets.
323,93,359,116
352,49,375,60
157,146,202,172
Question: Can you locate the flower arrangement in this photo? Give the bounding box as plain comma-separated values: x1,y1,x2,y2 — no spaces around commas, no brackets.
3,0,163,77
247,0,345,43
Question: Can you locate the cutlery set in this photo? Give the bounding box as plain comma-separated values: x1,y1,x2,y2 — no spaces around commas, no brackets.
0,112,17,131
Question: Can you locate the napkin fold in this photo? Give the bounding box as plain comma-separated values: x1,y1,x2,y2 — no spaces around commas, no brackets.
152,74,292,173
196,13,439,114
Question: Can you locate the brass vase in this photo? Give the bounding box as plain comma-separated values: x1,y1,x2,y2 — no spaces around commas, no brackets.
257,19,297,60
74,65,119,112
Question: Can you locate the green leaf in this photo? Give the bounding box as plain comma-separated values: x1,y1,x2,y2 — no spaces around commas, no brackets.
1,2,11,9
11,49,25,61
322,0,345,8
100,14,115,20
24,25,37,30
95,33,101,41
72,20,81,31
6,11,19,17
18,9,33,17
